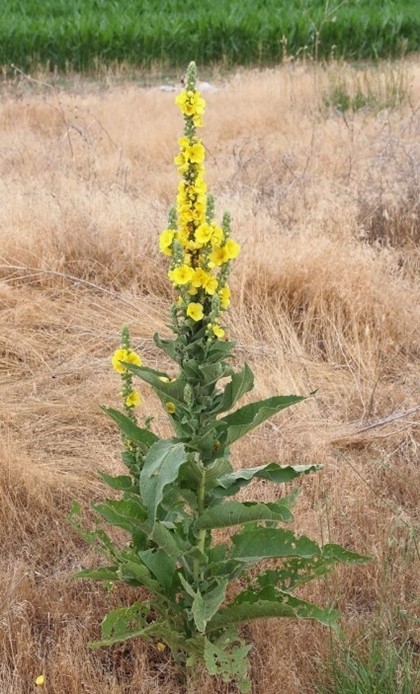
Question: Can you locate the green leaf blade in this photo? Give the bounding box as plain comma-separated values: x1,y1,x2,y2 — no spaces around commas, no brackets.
231,527,321,563
140,439,188,523
217,394,306,446
214,462,319,497
196,498,295,529
214,363,254,414
208,591,340,632
102,407,158,447
192,579,229,633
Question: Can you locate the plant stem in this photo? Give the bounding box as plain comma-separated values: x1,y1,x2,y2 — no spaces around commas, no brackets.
193,469,207,583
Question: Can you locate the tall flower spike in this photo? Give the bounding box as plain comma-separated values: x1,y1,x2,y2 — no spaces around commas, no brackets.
160,61,240,341
111,325,142,425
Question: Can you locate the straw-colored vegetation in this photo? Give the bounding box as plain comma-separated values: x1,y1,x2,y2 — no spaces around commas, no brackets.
1,60,419,693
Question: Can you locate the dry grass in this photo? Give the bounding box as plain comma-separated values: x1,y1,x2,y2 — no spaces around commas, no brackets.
1,59,419,693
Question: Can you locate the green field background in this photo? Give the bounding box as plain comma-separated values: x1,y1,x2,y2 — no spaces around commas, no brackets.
1,0,419,72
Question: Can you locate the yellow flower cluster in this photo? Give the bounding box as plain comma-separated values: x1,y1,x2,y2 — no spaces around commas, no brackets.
111,349,142,374
112,346,142,410
159,62,240,337
175,90,205,127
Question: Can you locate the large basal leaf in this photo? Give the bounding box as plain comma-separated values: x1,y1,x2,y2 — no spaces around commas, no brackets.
257,543,369,592
207,589,339,632
204,629,252,693
216,394,306,446
140,439,188,523
231,527,321,562
195,497,295,530
214,462,319,498
89,603,165,648
213,363,254,415
192,578,229,633
102,407,158,448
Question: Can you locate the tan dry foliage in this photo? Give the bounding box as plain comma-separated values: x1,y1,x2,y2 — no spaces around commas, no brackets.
0,60,419,693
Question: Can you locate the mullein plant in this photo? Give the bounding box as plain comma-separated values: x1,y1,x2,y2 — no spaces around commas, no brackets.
71,62,368,692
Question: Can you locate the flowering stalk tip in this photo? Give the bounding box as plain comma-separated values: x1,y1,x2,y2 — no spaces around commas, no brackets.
158,60,240,341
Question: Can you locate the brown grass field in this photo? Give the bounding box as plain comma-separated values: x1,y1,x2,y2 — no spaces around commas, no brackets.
0,60,419,693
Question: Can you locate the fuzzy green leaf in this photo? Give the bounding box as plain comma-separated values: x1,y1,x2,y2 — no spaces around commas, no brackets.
148,520,189,560
102,407,158,447
75,566,119,581
257,543,369,592
208,589,339,632
198,361,227,385
322,543,370,564
140,439,188,523
138,548,177,591
205,339,236,363
204,630,251,693
89,603,164,648
214,363,254,414
196,497,295,529
217,394,305,446
123,364,187,407
231,527,321,562
153,333,179,361
214,462,319,498
93,498,148,534
99,473,135,492
192,579,229,632
117,558,160,591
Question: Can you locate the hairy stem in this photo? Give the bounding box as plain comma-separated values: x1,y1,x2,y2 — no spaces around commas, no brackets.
193,468,207,583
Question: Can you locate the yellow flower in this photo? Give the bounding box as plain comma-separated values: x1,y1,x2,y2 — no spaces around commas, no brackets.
186,302,204,321
224,239,241,260
194,223,213,246
209,246,229,267
111,348,129,373
35,675,45,687
219,286,231,309
111,349,142,373
125,390,141,408
156,642,166,653
205,275,218,295
170,265,194,285
210,324,225,338
191,202,206,222
126,351,142,367
166,402,176,414
191,268,208,288
175,90,206,119
187,142,205,164
159,229,175,256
